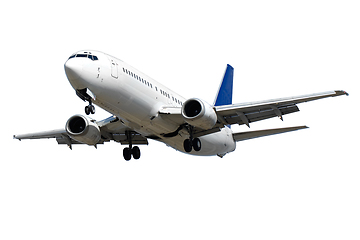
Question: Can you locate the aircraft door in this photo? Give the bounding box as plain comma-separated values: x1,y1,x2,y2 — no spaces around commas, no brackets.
110,59,118,79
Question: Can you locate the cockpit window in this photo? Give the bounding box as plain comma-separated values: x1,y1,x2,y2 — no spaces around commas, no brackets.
68,53,98,61
87,55,99,61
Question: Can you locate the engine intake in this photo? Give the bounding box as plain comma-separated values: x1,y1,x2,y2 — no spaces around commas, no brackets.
66,115,101,145
182,98,217,130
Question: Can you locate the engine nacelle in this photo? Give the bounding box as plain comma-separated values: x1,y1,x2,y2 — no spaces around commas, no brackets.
181,98,217,130
65,115,101,145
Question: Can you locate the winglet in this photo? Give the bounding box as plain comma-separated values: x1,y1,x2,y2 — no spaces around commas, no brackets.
335,90,349,96
214,64,234,106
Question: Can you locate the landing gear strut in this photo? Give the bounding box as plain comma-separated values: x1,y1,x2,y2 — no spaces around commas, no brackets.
76,89,95,115
183,125,201,153
123,131,141,161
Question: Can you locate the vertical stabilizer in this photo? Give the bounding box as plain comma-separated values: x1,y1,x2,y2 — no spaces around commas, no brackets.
214,64,234,106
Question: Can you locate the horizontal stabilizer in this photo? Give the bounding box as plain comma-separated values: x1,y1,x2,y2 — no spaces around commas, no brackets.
233,126,308,142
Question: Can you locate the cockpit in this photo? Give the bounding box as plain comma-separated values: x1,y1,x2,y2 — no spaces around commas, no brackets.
68,52,99,61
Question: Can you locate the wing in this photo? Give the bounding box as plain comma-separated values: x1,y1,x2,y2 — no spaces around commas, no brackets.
14,115,148,149
159,90,348,138
13,129,77,146
214,90,348,128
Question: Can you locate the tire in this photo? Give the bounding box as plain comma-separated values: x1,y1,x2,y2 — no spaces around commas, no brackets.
90,105,95,114
192,138,201,152
123,147,132,161
132,146,141,160
184,139,192,153
85,106,90,115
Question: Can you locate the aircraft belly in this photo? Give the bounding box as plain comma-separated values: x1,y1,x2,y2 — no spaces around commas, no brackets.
162,128,236,157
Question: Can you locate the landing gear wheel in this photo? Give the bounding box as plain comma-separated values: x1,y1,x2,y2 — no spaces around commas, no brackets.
123,147,131,161
90,105,95,114
85,106,91,115
123,131,142,161
184,139,192,153
192,138,201,152
85,104,95,115
132,146,141,160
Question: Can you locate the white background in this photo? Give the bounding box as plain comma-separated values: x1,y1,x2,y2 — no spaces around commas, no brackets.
1,0,359,239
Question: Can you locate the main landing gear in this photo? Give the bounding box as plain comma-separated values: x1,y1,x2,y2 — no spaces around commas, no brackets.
123,131,141,161
183,137,201,153
183,125,201,153
123,146,140,161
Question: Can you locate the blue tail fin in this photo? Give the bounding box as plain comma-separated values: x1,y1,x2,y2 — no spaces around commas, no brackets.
214,64,234,106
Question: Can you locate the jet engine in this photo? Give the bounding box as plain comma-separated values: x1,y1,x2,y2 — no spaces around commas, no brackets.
181,98,217,130
65,115,101,145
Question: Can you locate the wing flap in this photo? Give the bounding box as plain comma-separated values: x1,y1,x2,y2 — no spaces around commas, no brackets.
221,104,299,126
233,126,308,142
112,133,149,145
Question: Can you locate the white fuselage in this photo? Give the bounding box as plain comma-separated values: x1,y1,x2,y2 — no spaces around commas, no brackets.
64,50,236,157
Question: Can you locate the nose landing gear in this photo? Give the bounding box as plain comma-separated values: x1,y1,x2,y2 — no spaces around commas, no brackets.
76,89,96,115
85,102,95,115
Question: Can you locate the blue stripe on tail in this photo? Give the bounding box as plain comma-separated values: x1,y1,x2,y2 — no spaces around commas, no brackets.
214,64,234,106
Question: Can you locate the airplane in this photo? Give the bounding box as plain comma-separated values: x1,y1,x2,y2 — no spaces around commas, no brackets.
13,50,348,160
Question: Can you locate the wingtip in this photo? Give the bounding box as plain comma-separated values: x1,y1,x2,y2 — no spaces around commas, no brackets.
296,125,309,130
335,90,349,96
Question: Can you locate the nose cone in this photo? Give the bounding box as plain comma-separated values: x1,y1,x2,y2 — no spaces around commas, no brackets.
64,59,84,89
